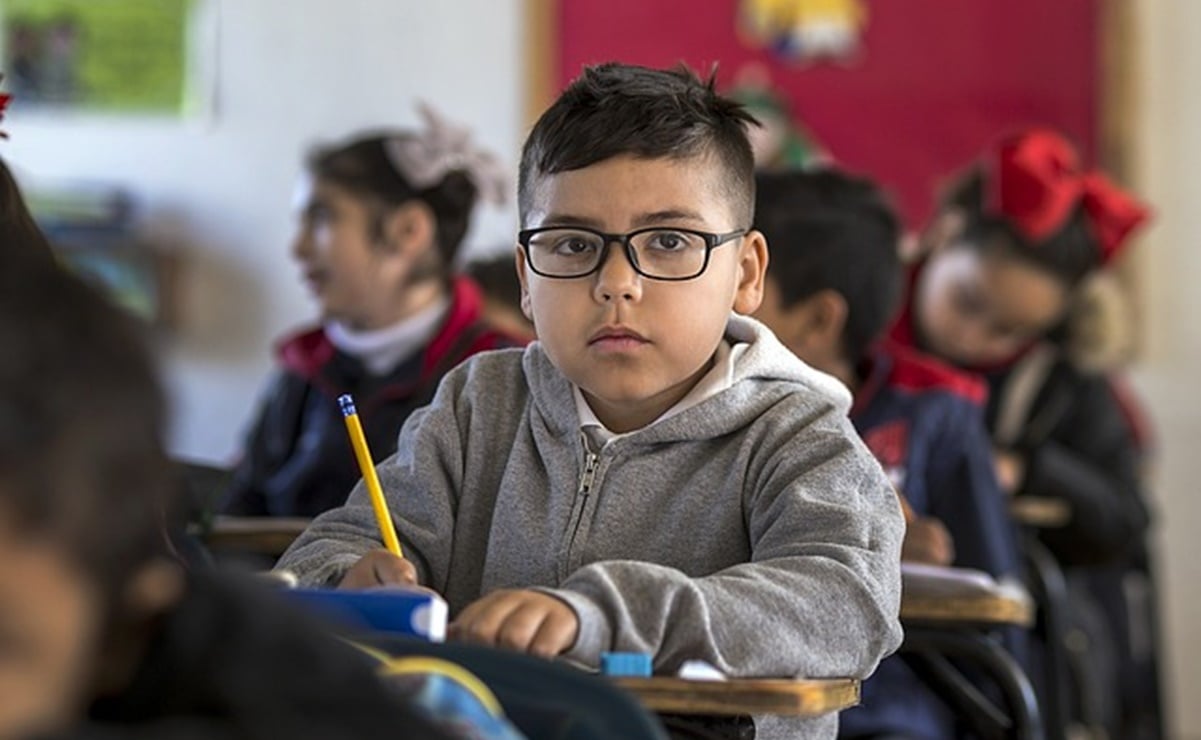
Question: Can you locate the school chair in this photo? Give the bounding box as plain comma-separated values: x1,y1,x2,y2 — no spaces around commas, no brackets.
167,459,234,569
174,458,232,529
173,459,310,571
898,563,1043,740
1015,500,1138,740
1018,533,1073,740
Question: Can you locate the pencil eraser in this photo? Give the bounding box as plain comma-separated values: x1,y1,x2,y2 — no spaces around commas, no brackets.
600,652,652,677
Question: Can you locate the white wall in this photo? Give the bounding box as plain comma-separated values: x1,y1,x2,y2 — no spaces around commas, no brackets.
4,0,525,463
1132,3,1201,738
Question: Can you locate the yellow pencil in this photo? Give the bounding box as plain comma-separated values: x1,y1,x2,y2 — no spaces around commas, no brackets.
338,394,403,558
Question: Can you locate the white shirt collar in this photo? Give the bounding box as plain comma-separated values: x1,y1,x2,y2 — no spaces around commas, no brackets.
325,297,450,376
573,338,747,446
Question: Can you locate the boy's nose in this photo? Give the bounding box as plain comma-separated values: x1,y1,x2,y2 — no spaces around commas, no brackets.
592,242,642,303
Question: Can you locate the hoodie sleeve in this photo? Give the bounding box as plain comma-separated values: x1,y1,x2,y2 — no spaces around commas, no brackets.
274,381,466,589
545,403,905,680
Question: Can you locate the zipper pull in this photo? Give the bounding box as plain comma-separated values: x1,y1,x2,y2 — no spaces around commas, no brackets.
580,452,599,494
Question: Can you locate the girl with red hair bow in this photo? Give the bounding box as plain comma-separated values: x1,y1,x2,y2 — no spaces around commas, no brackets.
890,127,1163,739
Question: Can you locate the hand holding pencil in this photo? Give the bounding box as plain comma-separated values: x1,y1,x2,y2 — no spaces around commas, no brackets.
336,394,418,589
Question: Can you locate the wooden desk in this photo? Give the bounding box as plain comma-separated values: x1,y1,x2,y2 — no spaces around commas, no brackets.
899,564,1042,738
611,676,860,717
1010,496,1071,528
901,564,1034,628
202,516,311,556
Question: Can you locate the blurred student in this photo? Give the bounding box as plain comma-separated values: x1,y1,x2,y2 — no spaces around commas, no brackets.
222,106,520,518
891,128,1161,738
465,252,535,341
0,156,55,265
277,62,905,740
0,257,456,740
754,168,1022,739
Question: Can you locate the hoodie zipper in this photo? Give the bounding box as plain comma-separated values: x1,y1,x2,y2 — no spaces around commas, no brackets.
566,450,599,561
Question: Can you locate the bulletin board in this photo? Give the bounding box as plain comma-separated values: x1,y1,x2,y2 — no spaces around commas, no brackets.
530,0,1115,227
0,0,214,117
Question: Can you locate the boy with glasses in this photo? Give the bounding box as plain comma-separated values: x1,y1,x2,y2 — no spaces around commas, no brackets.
279,63,903,739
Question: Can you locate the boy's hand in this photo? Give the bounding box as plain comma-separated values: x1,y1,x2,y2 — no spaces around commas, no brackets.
902,516,955,566
994,450,1027,495
449,589,579,658
339,549,419,589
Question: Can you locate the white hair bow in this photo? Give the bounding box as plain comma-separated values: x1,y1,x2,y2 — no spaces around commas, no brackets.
385,102,508,206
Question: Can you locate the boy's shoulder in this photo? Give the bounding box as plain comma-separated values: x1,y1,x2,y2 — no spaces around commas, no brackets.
875,339,988,406
89,571,454,740
275,325,335,380
854,343,991,471
439,343,540,405
730,315,854,406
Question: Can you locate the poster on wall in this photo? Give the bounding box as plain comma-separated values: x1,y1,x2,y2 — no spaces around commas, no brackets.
0,0,215,118
547,0,1101,225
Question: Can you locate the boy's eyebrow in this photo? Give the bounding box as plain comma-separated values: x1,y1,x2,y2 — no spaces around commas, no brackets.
631,209,708,227
299,198,329,217
538,209,709,229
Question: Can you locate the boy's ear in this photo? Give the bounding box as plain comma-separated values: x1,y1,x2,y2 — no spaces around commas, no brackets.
514,245,534,321
783,289,850,368
91,559,187,696
923,208,967,256
380,201,437,261
732,229,769,315
805,289,850,343
123,559,185,618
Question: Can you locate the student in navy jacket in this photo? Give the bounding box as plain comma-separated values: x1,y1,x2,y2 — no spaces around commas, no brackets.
754,168,1023,739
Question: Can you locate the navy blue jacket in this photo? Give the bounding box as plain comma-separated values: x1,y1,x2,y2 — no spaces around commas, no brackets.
840,341,1022,740
221,278,520,518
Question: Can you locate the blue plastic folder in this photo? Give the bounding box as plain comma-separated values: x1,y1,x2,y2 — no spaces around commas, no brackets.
287,588,449,642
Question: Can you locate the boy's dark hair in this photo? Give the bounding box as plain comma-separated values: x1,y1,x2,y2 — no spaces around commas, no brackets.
0,157,56,266
943,169,1100,288
518,63,759,226
308,134,479,270
0,261,173,595
755,169,902,363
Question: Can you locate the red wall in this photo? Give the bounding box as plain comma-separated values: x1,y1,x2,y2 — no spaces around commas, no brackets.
555,0,1099,225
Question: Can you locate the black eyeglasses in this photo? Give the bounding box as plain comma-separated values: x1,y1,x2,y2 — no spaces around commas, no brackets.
518,226,747,281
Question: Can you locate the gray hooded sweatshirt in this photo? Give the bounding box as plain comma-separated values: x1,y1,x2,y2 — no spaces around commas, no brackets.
277,316,904,739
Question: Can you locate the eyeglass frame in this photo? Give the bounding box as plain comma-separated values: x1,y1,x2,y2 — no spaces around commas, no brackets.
517,225,748,281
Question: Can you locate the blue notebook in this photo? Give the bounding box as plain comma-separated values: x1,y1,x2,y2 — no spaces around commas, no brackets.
287,588,448,641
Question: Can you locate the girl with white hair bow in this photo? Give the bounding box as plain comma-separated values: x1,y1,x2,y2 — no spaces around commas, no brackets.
221,104,522,521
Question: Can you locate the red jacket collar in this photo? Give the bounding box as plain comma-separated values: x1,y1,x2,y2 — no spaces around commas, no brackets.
420,276,486,377
275,276,488,381
852,339,988,418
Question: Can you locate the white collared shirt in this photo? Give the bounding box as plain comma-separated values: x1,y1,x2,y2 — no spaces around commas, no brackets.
325,297,450,376
573,338,748,447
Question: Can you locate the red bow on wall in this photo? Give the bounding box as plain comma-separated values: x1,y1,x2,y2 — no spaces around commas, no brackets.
984,128,1150,264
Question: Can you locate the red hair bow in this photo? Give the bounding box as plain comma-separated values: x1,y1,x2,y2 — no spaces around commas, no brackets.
0,76,10,139
985,128,1150,264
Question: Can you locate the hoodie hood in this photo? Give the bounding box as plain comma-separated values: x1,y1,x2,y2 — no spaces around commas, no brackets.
523,312,852,443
